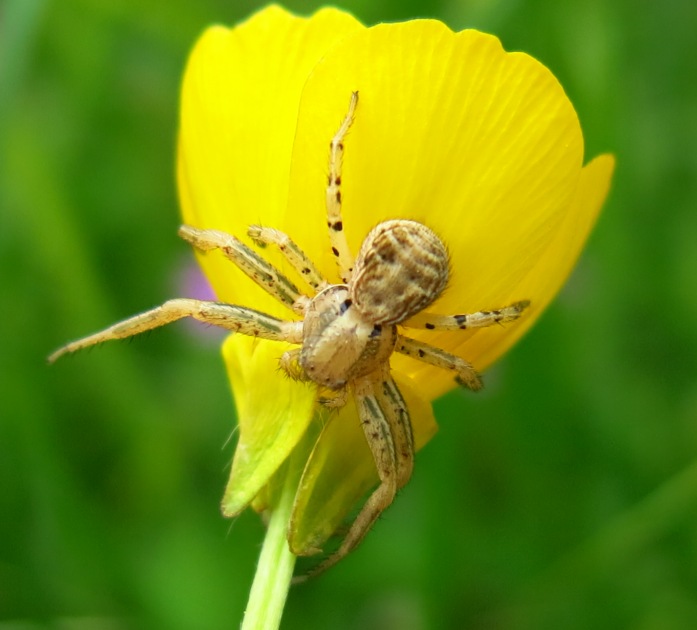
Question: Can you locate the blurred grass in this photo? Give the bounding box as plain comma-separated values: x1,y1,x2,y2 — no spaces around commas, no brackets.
1,0,696,628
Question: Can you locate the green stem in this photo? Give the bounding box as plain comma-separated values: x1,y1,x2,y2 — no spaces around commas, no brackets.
241,460,301,630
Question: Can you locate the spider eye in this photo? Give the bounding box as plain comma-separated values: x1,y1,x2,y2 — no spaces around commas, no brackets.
351,219,449,325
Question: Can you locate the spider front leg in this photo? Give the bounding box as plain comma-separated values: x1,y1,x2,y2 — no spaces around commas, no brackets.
326,91,358,283
404,300,531,330
178,225,309,314
396,335,483,391
247,225,328,293
298,369,413,580
48,299,303,363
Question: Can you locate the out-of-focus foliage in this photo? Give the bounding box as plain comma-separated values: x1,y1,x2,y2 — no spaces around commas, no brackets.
1,1,696,628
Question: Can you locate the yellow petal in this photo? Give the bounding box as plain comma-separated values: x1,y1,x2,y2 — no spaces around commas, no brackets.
177,5,363,317
220,334,316,516
288,374,437,556
283,21,607,397
424,155,615,399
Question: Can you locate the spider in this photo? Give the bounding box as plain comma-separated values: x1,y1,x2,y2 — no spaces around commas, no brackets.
49,92,529,577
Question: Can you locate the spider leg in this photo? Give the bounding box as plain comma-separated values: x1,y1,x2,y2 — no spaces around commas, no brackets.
396,335,483,391
326,91,358,284
403,300,530,331
375,369,414,488
247,225,328,293
298,370,410,580
48,299,303,363
178,225,309,314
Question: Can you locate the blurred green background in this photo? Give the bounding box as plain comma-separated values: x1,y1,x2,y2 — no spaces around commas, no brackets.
2,0,696,628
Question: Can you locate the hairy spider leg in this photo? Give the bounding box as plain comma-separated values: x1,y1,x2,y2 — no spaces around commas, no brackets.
404,300,531,330
48,299,303,363
396,335,483,391
247,225,328,293
296,370,412,580
326,91,359,284
178,225,309,314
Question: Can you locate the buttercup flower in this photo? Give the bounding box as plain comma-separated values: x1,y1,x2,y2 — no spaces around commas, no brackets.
177,3,614,572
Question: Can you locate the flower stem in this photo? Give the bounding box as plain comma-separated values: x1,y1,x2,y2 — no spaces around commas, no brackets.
241,460,300,630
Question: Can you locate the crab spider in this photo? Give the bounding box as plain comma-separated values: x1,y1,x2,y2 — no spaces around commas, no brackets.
49,92,530,578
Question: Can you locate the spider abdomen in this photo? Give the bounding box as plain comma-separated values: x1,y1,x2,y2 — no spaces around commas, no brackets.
351,220,449,325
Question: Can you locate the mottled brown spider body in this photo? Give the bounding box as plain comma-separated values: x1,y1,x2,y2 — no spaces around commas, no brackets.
299,218,448,390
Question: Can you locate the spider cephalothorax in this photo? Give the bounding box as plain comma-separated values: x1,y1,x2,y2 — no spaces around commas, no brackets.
49,92,529,577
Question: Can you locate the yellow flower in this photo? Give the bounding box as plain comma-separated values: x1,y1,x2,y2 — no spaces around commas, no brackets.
177,5,614,561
